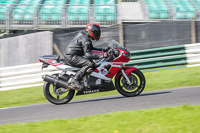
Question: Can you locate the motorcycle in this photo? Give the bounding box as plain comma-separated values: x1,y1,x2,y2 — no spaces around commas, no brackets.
39,40,145,105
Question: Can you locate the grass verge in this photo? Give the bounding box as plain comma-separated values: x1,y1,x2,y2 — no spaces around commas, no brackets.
0,66,200,108
0,105,200,133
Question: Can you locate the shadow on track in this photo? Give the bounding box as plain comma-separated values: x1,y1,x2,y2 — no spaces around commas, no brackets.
69,91,171,105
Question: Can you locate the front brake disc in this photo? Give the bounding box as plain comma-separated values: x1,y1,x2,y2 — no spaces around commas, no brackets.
122,74,138,90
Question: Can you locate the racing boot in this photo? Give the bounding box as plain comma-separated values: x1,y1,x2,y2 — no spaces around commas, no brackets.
69,69,85,90
70,77,83,90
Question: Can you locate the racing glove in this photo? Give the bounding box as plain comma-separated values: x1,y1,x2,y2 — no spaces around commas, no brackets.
102,47,110,52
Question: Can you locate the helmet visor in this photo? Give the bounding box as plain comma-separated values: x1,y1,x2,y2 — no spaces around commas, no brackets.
92,25,101,40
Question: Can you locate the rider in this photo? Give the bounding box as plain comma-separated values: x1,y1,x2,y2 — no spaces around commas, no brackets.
64,23,109,90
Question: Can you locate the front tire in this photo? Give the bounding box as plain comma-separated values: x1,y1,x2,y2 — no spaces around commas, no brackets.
115,69,145,97
43,82,75,105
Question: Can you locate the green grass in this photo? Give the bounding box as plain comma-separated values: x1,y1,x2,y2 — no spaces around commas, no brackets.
0,105,200,133
0,66,200,108
144,66,200,91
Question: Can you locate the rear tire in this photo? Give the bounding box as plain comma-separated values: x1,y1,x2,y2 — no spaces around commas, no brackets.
115,69,145,97
43,82,75,105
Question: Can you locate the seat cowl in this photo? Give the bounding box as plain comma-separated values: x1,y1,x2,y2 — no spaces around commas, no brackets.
42,55,60,60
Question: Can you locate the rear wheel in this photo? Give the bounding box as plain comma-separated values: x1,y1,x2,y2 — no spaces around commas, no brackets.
115,69,145,97
43,75,75,105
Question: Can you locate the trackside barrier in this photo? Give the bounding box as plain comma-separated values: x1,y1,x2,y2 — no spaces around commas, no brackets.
0,63,60,91
0,43,200,91
126,43,200,69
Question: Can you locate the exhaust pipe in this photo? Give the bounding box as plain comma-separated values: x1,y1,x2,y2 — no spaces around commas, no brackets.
43,75,69,88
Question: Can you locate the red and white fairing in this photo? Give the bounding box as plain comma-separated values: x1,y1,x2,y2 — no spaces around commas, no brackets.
39,40,137,82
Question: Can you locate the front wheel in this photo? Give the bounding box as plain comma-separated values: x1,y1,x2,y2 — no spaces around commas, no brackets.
43,82,75,105
115,69,145,97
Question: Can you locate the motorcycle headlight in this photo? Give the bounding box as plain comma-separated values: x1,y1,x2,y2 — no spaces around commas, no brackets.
123,52,130,58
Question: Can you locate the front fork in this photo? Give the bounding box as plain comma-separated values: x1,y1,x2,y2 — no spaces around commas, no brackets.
121,69,132,85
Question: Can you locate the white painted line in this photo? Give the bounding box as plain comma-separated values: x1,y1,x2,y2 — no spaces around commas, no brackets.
187,64,200,67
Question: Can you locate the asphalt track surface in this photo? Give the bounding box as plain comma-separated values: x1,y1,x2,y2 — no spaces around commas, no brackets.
0,86,200,125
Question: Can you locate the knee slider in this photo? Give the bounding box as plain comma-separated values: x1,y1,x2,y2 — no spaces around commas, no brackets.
85,62,95,73
88,62,96,68
86,67,93,73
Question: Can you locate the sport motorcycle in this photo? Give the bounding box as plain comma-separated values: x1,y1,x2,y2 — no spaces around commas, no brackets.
39,40,145,105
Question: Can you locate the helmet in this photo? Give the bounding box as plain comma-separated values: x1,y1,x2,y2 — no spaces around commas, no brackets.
85,23,101,41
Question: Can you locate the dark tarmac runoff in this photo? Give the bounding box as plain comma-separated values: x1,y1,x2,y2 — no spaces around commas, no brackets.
0,86,200,125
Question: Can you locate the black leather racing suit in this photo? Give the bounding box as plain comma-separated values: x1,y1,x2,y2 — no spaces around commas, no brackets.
64,30,105,81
